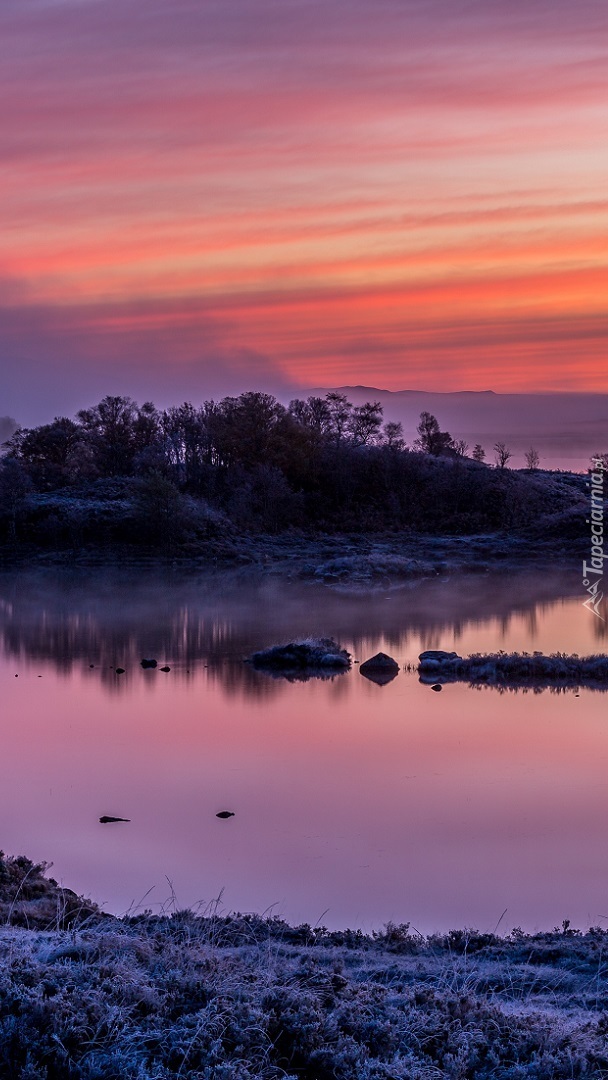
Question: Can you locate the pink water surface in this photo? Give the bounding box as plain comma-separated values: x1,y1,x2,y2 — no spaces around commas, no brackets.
1,568,607,933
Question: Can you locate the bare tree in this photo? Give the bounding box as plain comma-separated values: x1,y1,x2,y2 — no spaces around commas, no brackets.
453,439,469,457
524,447,540,471
350,401,383,446
472,444,485,463
382,421,405,451
325,392,353,443
493,441,512,469
288,396,331,435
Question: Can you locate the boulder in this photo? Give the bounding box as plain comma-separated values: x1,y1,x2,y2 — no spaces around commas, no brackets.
419,650,460,662
359,652,399,685
360,652,399,673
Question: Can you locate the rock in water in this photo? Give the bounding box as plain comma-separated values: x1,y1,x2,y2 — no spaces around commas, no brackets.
115,668,125,675
419,650,460,662
141,658,158,669
249,638,351,672
418,650,461,673
359,652,400,685
360,652,399,672
160,666,170,672
431,683,443,692
99,816,130,824
216,811,235,819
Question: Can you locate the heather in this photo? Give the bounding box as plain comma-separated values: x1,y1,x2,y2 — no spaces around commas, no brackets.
1,853,608,1079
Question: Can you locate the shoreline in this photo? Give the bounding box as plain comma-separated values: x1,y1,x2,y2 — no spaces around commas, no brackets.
2,852,608,1078
0,530,581,590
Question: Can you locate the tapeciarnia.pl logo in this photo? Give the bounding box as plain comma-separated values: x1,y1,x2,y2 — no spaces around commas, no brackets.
582,459,605,620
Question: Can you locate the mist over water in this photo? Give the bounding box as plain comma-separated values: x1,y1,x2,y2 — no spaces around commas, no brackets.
1,567,606,933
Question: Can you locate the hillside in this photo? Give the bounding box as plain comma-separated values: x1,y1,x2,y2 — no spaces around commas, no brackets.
307,386,608,471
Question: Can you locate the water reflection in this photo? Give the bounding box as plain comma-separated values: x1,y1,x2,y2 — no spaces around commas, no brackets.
0,566,595,700
422,680,605,694
1,566,607,932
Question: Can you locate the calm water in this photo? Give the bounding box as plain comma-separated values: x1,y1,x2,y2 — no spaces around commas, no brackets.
1,566,607,934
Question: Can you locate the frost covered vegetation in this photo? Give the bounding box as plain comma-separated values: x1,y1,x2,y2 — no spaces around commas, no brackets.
0,392,588,556
418,651,608,690
249,637,351,675
2,855,608,1079
300,553,440,587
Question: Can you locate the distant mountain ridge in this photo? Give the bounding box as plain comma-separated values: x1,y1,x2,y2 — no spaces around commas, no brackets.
317,385,497,396
303,386,608,471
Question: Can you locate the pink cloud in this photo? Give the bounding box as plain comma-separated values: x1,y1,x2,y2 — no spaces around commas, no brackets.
1,0,607,409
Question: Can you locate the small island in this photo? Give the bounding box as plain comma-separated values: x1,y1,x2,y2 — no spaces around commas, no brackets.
419,650,608,690
0,393,590,583
248,637,351,676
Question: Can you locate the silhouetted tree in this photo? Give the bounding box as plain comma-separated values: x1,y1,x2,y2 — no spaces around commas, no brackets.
77,396,140,477
472,444,486,463
493,442,512,469
453,439,469,458
524,447,540,471
325,393,353,443
290,393,383,448
288,396,332,436
5,418,83,489
210,392,296,470
413,412,454,456
350,402,383,446
0,458,32,540
382,421,405,451
161,402,212,486
132,402,161,459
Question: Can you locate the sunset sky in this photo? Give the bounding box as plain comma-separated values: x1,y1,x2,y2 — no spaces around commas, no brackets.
2,0,608,421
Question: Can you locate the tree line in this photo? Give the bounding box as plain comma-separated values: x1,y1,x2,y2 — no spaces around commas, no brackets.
0,392,580,548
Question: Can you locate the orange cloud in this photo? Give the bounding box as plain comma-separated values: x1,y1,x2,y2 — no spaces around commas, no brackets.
1,0,608,407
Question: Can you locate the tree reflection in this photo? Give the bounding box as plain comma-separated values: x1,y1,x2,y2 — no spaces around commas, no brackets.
0,566,593,699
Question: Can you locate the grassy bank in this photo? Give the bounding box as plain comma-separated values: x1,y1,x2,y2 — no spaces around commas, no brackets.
0,530,584,595
1,853,608,1078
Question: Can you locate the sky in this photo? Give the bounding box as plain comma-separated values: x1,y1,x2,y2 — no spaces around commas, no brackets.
2,0,608,423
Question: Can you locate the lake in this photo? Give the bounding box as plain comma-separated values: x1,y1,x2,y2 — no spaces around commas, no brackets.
1,565,607,934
